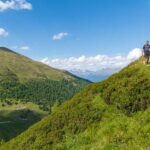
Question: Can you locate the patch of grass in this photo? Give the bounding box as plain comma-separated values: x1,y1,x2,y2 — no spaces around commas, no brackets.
62,106,150,150
0,100,47,142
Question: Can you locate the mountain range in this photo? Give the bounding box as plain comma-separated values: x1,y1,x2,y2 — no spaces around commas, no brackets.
70,69,112,82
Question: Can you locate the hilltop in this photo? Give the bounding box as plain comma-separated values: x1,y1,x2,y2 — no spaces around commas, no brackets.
1,58,150,150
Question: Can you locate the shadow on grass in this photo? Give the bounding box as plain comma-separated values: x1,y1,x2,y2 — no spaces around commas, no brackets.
0,109,46,142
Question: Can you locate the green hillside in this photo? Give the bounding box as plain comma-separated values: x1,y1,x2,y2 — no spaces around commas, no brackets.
99,58,150,114
0,100,47,142
1,58,150,150
0,47,90,111
0,47,90,143
0,47,79,81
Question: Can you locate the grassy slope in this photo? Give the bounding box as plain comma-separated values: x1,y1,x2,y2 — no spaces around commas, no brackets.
0,100,47,142
99,58,150,114
0,47,87,81
1,58,150,150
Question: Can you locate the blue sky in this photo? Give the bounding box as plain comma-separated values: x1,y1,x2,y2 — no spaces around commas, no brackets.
0,0,148,80
0,0,150,58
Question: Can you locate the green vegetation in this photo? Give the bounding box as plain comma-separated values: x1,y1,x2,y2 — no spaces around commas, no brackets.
0,47,90,143
0,77,88,111
0,100,47,142
100,58,150,114
0,47,90,111
1,58,150,150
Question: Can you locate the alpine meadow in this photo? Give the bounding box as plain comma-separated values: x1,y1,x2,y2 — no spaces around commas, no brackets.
0,0,150,150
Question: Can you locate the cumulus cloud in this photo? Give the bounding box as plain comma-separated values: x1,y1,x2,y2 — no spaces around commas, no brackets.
52,32,69,40
127,48,142,60
0,28,9,37
40,48,142,77
0,0,32,12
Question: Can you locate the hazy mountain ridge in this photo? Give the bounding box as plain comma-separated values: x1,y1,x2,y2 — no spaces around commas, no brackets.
70,69,110,82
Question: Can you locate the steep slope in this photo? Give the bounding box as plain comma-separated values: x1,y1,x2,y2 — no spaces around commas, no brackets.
0,47,89,81
99,58,150,114
1,58,150,150
0,47,90,142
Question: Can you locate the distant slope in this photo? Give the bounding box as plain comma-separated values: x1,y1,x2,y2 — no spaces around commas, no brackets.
0,47,90,81
1,58,150,150
0,47,90,110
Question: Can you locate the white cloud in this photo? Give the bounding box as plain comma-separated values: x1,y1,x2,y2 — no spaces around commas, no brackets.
12,45,30,50
0,0,32,12
20,46,30,50
40,48,142,77
127,48,142,60
0,28,9,37
52,32,69,40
